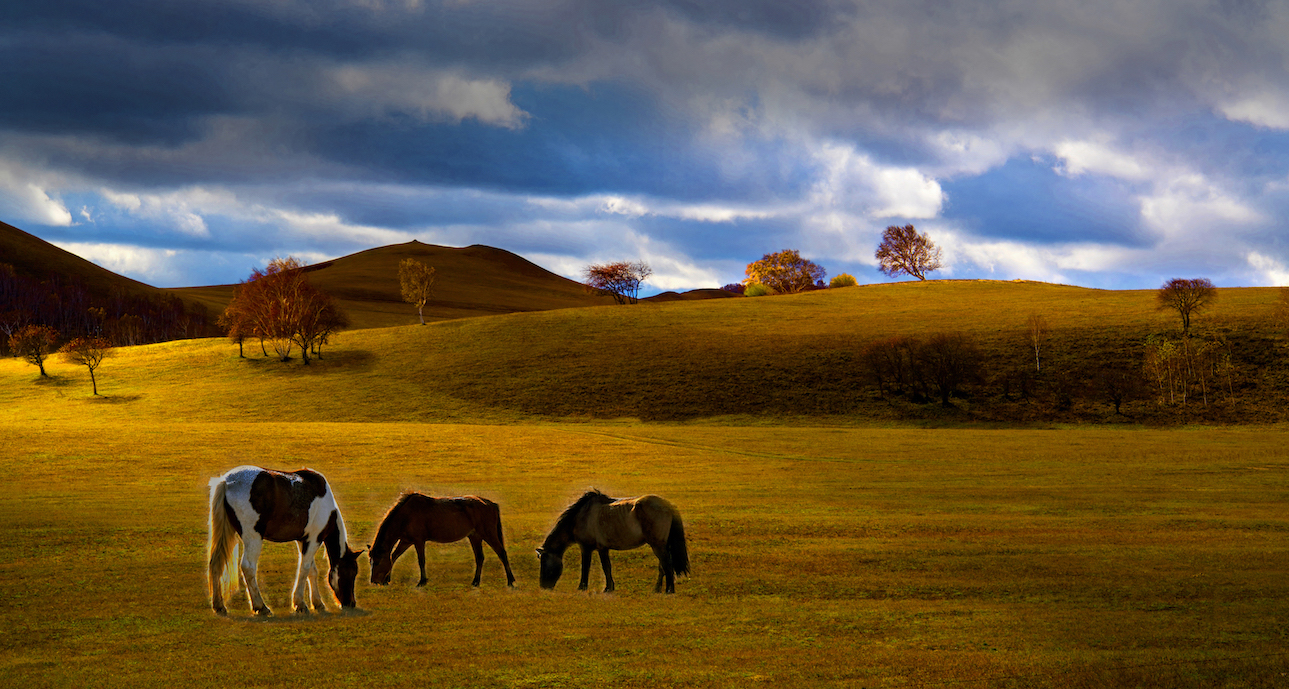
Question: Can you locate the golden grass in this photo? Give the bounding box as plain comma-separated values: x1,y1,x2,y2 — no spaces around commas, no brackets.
1,421,1287,687
3,281,1289,686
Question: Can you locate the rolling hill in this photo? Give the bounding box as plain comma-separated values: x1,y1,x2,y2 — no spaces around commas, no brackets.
4,278,1286,426
172,240,622,329
1,220,185,303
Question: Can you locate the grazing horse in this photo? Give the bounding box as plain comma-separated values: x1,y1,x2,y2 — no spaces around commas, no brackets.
207,466,363,616
537,489,690,594
369,493,516,588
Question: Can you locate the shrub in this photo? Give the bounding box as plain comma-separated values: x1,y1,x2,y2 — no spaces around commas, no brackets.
721,283,746,295
744,284,774,297
830,274,857,288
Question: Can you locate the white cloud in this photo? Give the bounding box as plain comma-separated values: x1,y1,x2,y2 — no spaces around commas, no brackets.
0,162,73,226
1247,252,1289,286
1053,139,1151,181
49,242,180,283
1139,173,1262,237
813,143,944,220
1219,90,1289,130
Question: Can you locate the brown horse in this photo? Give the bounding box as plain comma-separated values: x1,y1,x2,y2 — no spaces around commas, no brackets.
368,493,516,588
537,489,689,594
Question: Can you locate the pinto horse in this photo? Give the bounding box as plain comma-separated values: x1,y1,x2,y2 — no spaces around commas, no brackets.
537,489,690,594
207,466,363,616
369,493,516,588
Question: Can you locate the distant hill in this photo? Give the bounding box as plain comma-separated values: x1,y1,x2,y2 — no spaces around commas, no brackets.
174,240,621,329
1,220,168,300
644,288,739,302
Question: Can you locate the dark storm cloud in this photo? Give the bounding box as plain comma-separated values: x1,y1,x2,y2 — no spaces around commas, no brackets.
2,0,1288,289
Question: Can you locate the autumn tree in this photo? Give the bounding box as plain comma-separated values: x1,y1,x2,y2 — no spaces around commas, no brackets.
60,337,112,395
399,258,436,325
584,261,652,304
743,250,825,294
875,224,942,281
9,324,58,377
219,257,348,363
1026,314,1047,372
1156,278,1216,335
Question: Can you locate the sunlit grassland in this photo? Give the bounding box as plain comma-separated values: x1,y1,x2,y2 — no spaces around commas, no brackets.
2,421,1288,687
3,281,1289,686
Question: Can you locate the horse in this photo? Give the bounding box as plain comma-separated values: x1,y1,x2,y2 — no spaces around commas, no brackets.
207,466,364,616
368,493,516,588
537,489,690,594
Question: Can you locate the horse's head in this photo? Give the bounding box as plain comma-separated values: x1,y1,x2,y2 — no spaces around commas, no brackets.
536,547,563,589
368,548,394,585
329,545,364,608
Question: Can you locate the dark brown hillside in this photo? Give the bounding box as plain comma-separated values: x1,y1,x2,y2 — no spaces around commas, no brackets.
173,240,619,330
0,220,159,297
1,220,214,346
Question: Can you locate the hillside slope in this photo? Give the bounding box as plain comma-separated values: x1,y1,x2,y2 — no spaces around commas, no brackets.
1,220,181,302
173,240,619,329
5,280,1286,426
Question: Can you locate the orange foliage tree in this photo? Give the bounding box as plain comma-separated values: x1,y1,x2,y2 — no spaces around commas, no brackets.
9,324,58,377
220,258,347,364
743,249,825,294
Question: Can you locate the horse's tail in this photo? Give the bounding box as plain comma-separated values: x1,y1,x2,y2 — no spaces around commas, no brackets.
207,477,241,602
667,513,690,577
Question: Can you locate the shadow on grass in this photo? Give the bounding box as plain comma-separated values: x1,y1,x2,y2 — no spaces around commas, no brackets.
235,349,377,375
86,394,144,404
32,375,72,388
222,607,374,624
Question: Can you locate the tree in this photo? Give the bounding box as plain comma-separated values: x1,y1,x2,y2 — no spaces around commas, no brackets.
398,258,436,325
918,332,983,406
60,337,112,395
743,250,825,294
219,257,348,363
9,324,58,377
875,224,942,281
584,261,652,304
1156,278,1216,335
1026,314,1047,372
829,274,857,288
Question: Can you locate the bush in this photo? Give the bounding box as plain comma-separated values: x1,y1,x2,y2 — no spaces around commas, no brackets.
721,283,746,295
830,274,857,288
744,284,774,297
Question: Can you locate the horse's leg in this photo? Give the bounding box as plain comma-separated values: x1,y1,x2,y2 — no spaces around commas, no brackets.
598,549,615,593
484,529,517,587
651,544,675,594
415,542,428,587
578,544,593,591
306,554,325,611
293,540,315,614
391,538,412,565
239,534,272,616
468,533,485,587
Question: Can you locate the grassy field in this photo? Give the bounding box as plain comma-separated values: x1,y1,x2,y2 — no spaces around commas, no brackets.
3,282,1289,686
2,421,1287,687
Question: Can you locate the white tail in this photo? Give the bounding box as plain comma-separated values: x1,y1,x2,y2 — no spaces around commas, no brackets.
207,477,241,605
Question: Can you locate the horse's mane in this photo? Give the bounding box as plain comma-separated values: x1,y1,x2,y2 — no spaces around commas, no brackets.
552,489,615,535
371,491,423,555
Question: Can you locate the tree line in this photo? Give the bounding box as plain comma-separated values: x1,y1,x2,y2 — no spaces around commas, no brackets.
0,262,212,357
218,257,348,365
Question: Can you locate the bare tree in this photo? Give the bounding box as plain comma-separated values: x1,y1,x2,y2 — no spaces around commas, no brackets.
918,332,983,406
584,261,652,304
9,324,58,377
60,337,112,395
875,225,942,281
743,250,825,294
1026,314,1047,372
399,258,436,325
1156,278,1216,335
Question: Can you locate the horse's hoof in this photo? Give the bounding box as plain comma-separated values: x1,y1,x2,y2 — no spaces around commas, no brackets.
213,606,228,616
294,606,311,615
416,581,428,587
254,606,273,617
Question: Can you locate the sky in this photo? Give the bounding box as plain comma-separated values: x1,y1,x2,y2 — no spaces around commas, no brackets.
3,0,1289,292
